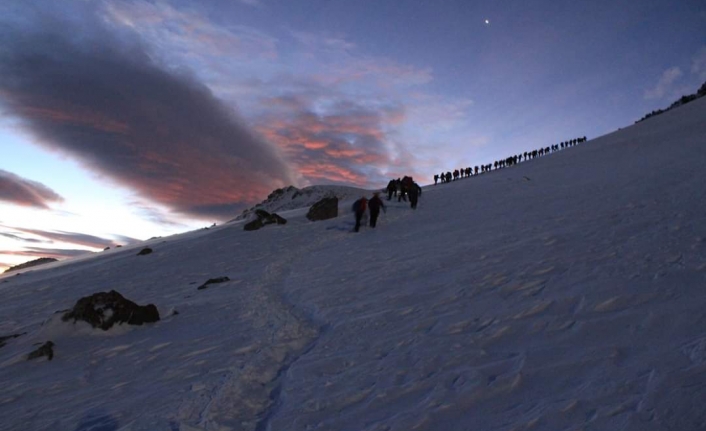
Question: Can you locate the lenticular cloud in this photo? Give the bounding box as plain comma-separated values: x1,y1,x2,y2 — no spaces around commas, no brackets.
0,2,295,221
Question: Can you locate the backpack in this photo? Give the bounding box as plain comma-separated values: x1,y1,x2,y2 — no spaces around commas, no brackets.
352,198,367,213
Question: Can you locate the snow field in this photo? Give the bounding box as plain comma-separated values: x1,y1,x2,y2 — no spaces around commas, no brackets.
0,97,705,430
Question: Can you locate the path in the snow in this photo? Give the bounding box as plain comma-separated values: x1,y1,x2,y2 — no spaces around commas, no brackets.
262,98,706,431
0,222,323,431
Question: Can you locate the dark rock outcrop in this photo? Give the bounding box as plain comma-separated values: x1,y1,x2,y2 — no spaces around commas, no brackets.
255,209,272,219
137,247,153,256
197,276,231,290
243,209,287,231
235,186,299,220
28,341,54,361
4,258,57,273
244,218,264,231
0,332,25,349
306,197,339,221
62,290,160,330
270,213,287,225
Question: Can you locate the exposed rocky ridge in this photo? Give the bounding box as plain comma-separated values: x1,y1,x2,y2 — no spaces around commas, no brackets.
231,185,370,222
4,258,58,273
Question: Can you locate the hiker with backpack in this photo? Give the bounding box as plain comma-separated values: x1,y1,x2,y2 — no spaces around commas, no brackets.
386,179,397,200
408,182,420,209
352,196,368,232
368,192,386,228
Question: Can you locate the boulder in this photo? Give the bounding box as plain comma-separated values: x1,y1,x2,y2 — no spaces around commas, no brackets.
197,276,231,290
244,211,287,230
255,209,272,219
28,341,54,361
62,290,160,330
306,197,339,221
0,332,25,349
244,218,264,231
137,247,153,256
270,213,287,225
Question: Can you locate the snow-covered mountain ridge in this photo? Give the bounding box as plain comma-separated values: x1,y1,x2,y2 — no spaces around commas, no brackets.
1,97,706,431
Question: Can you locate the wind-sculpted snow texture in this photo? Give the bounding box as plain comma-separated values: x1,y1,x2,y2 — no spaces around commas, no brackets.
1,98,706,430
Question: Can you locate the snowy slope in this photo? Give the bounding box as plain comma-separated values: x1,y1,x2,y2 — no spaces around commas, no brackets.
1,97,706,431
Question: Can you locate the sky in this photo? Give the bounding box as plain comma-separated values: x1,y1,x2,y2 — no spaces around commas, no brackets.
0,0,705,271
1,95,705,430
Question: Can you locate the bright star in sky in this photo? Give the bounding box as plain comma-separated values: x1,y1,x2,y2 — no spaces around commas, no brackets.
485,19,490,25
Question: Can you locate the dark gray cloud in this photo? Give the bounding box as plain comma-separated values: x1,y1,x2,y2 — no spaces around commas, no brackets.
0,169,64,209
0,248,93,260
0,232,47,244
127,200,191,228
0,1,295,222
8,227,139,250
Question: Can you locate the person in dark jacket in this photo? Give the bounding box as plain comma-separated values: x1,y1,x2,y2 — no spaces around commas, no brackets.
386,180,396,200
408,183,419,209
368,193,386,228
352,196,368,232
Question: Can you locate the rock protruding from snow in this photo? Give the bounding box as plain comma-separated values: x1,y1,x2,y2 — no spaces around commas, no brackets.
62,290,160,330
4,257,58,273
197,276,231,290
306,196,339,221
0,332,25,349
137,247,153,256
236,186,299,221
232,185,366,222
244,209,287,231
244,218,265,231
27,341,54,361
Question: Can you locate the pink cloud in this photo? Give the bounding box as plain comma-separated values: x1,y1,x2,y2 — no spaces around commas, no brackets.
0,170,64,209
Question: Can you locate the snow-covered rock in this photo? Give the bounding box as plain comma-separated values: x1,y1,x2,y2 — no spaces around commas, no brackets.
232,184,373,222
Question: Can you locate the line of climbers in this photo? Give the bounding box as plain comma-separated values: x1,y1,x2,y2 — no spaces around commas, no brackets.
434,136,587,184
351,176,422,232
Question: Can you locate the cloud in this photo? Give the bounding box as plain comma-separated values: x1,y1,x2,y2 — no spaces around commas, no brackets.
0,232,47,244
644,67,683,100
127,200,191,228
0,248,93,260
289,31,433,89
256,97,409,187
99,4,446,186
7,227,140,250
103,1,278,62
0,169,64,209
692,46,706,80
0,2,295,221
